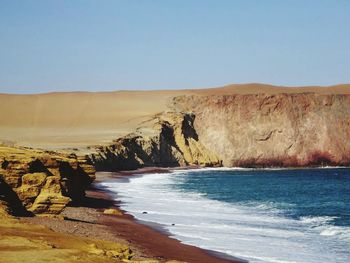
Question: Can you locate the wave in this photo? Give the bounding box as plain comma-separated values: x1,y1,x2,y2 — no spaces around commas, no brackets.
299,216,338,226
318,226,350,241
100,171,350,263
298,216,350,241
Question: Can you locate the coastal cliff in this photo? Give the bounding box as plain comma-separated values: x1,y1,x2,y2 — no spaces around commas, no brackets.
0,146,186,263
1,86,350,263
89,112,221,171
172,93,350,167
2,89,350,217
0,146,95,216
87,92,350,170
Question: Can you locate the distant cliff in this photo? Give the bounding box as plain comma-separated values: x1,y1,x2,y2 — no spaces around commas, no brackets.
88,93,350,169
172,93,350,167
89,112,221,171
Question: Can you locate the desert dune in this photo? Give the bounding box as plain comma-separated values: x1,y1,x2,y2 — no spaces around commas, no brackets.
0,83,349,149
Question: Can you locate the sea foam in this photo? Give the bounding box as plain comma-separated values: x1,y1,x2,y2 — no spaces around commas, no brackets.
100,169,350,263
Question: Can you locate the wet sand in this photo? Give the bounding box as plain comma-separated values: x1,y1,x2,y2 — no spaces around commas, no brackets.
94,168,247,263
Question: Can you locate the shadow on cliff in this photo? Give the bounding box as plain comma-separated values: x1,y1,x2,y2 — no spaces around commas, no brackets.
59,162,95,203
91,124,184,171
0,177,32,217
89,112,222,172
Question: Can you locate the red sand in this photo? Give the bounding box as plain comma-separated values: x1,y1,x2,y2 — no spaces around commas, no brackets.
22,167,244,262
91,168,245,263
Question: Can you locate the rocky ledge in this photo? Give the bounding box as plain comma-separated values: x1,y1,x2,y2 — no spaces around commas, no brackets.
89,112,221,171
0,146,95,216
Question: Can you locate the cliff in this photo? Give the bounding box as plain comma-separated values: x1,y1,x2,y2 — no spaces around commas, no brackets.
89,112,221,171
0,145,185,263
1,83,349,149
172,93,350,167
0,146,95,216
88,92,350,169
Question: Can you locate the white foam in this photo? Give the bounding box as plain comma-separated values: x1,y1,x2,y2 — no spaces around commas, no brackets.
299,216,338,226
100,170,350,263
318,226,350,240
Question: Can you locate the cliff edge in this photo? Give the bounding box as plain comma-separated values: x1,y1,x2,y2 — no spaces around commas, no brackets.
89,112,221,171
172,93,350,167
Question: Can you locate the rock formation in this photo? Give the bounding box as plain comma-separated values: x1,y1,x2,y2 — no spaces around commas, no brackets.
0,146,95,216
89,112,221,171
172,93,350,167
2,91,350,218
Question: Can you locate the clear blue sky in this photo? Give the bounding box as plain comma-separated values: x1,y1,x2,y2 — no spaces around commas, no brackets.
1,0,350,93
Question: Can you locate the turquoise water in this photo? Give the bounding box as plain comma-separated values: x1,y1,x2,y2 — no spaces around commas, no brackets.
102,168,350,263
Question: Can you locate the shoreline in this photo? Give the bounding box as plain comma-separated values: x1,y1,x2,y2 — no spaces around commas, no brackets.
19,166,349,262
16,166,350,263
22,167,245,263
90,165,350,261
94,167,246,263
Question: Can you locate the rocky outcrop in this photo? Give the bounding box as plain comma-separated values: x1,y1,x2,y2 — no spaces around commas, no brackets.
89,112,221,171
172,93,350,167
0,146,95,216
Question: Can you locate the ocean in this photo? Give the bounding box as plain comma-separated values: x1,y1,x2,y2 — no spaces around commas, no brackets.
101,168,350,263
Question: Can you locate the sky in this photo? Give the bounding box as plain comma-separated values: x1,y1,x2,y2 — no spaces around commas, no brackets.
1,0,350,94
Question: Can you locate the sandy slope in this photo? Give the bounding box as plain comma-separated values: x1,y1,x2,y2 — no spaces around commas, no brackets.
0,83,349,148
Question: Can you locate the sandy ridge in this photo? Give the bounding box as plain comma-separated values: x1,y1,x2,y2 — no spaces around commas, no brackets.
0,83,349,148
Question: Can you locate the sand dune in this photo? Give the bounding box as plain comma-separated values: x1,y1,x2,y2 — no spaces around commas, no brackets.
199,83,350,95
0,83,349,148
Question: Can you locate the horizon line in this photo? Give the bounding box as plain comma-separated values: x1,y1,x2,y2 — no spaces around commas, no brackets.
1,82,349,96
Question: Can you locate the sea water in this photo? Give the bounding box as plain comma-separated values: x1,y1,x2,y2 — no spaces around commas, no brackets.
100,168,350,263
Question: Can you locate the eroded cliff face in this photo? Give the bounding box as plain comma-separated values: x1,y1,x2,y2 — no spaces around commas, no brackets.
172,93,350,167
0,146,95,216
89,112,221,171
2,92,348,217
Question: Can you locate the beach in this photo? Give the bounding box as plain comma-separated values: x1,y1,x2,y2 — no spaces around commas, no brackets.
21,168,243,263
104,167,350,263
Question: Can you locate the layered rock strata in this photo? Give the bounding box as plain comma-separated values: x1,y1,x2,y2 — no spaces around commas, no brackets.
89,112,221,171
0,146,95,216
172,93,350,167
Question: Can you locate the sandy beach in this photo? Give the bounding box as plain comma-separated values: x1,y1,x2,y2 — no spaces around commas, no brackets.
21,168,244,263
